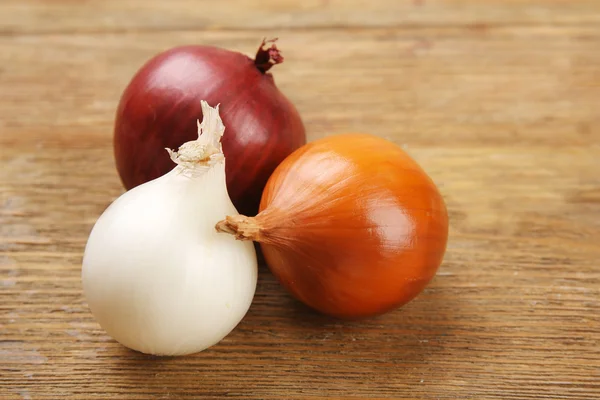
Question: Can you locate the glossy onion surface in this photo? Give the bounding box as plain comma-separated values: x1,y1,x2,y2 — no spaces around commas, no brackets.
113,44,306,215
254,134,449,319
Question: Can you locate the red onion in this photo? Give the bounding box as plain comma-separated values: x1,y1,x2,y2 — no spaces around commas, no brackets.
113,39,306,215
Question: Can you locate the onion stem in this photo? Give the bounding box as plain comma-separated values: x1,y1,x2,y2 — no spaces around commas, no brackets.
215,215,261,241
254,38,284,73
166,100,225,167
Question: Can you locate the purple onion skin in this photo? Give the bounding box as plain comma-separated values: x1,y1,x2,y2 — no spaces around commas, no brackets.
114,43,306,216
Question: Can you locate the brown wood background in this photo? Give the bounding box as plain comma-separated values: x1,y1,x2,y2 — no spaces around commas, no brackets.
1,1,599,399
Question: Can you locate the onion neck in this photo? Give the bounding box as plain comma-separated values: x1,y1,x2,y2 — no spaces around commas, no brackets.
254,38,284,73
167,100,225,168
216,215,261,241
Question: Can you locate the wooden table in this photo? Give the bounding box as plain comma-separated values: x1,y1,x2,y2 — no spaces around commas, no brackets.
2,1,599,399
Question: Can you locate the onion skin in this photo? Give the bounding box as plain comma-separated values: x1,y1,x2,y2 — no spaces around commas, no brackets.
113,42,306,216
217,134,448,319
83,102,258,356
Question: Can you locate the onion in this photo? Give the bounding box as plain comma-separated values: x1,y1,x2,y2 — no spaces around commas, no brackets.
216,134,448,319
83,102,257,356
113,39,306,216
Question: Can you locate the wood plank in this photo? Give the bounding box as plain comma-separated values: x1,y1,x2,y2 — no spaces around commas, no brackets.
0,0,599,34
2,140,599,399
1,27,599,148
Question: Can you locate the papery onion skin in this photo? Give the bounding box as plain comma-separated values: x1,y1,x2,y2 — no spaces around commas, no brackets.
218,134,448,320
113,41,306,216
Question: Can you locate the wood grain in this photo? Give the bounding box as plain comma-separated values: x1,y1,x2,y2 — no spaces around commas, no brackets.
1,0,600,34
2,26,599,146
1,1,599,399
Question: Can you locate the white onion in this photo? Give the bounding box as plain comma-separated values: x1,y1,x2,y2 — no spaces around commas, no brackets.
82,101,257,356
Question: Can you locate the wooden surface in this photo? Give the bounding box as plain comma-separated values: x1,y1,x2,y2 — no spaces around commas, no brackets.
1,1,599,399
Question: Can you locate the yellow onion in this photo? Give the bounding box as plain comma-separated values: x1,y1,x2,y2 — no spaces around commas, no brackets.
217,134,448,319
